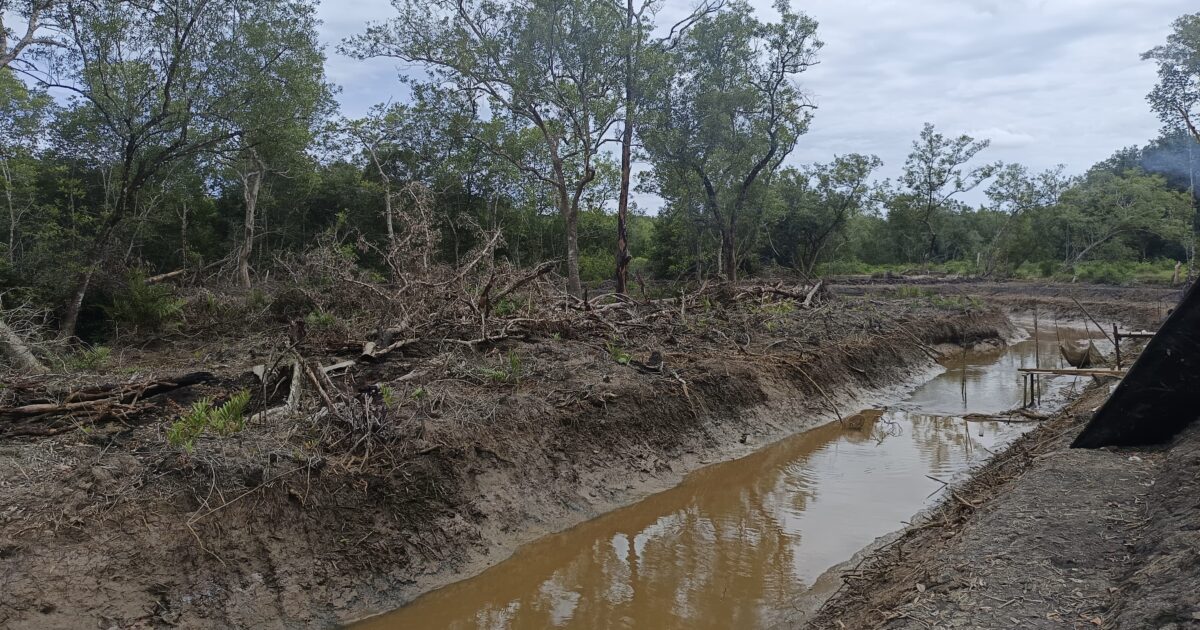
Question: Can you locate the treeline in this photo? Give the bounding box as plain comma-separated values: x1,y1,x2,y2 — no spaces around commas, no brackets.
0,2,1198,341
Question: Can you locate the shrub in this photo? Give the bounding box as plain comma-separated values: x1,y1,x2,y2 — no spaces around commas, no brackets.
479,351,523,384
304,310,338,329
68,345,111,371
105,273,184,334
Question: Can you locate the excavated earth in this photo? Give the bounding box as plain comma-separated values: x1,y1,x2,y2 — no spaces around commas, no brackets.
0,286,1009,629
0,280,1180,629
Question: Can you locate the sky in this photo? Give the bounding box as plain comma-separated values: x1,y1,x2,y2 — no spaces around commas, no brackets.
316,0,1196,210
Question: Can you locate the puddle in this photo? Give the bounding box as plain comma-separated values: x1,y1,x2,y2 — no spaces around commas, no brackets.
353,326,1107,629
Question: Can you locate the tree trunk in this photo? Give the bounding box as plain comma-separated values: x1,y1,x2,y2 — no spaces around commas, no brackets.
0,318,48,375
237,162,264,289
2,159,16,264
614,0,635,295
179,200,189,267
721,223,737,282
59,265,94,340
565,203,582,297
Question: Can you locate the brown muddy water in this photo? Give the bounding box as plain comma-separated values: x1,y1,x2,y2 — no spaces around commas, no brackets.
354,326,1106,630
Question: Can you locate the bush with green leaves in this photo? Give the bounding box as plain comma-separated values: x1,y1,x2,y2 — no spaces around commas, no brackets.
167,390,251,452
105,273,184,334
68,345,111,371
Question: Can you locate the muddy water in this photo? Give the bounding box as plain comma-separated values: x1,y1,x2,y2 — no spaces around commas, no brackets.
355,327,1105,630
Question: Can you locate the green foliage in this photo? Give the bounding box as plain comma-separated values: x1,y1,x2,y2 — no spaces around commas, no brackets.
479,351,523,384
105,274,184,334
68,345,111,371
607,341,632,365
167,390,252,452
379,384,398,408
304,310,337,329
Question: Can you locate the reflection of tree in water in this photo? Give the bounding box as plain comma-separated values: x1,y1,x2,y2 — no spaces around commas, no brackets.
377,370,1041,629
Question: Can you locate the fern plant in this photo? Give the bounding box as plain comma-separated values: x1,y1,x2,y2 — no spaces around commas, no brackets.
167,390,251,452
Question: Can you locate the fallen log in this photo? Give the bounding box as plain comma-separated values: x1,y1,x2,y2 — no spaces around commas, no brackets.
0,319,48,375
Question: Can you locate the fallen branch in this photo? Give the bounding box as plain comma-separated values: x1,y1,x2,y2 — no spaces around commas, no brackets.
146,269,187,284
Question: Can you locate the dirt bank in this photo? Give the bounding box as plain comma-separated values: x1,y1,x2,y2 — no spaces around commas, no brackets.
806,375,1200,629
832,279,1177,332
1,287,1011,629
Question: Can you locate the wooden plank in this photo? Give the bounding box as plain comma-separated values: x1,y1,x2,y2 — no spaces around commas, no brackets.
1018,368,1126,377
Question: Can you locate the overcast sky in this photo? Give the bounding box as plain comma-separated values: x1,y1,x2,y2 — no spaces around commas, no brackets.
316,0,1195,210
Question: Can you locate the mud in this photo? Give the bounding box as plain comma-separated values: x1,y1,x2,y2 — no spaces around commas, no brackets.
352,328,1098,629
0,283,1176,629
0,293,1011,629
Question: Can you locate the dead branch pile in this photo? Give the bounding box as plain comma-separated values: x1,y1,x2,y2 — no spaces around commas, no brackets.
0,372,218,437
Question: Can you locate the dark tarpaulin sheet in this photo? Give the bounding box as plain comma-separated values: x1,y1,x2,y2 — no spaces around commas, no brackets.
1072,281,1200,448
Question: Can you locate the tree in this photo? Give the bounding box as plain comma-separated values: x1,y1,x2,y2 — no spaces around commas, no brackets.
0,0,60,70
1144,13,1200,144
346,0,624,296
642,0,821,282
217,0,331,288
28,0,327,336
0,68,52,263
609,0,721,294
765,154,881,275
981,163,1070,275
900,123,995,263
1057,169,1191,267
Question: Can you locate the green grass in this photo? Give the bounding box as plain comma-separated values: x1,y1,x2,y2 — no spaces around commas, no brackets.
1013,259,1188,286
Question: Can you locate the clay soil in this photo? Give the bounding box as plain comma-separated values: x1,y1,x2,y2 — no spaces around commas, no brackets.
806,287,1200,630
0,279,1180,629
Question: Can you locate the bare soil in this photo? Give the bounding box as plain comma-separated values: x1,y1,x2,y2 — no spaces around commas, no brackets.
0,284,1011,629
1,279,1181,630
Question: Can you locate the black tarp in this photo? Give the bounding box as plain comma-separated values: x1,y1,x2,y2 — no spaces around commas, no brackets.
1072,281,1200,448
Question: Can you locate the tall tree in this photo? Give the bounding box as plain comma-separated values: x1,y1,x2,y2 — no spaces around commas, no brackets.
1144,13,1200,143
981,163,1070,275
0,0,60,69
0,68,52,263
609,0,720,294
766,154,881,275
1057,169,1191,267
346,0,624,296
29,0,326,337
642,0,820,282
217,0,331,288
900,123,995,263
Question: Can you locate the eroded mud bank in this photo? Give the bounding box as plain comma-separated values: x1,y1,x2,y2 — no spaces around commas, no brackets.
1,296,1011,629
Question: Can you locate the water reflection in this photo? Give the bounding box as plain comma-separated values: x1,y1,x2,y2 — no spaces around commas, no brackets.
355,329,1104,630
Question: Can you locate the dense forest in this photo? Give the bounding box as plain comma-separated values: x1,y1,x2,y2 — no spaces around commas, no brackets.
1,1,1198,347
